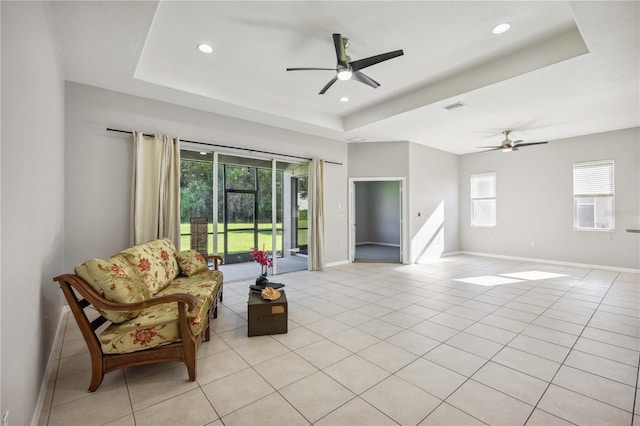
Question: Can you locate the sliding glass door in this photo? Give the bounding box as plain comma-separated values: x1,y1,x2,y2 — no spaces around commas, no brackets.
180,149,308,276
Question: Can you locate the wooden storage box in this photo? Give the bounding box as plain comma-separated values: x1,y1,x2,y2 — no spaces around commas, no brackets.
247,290,288,337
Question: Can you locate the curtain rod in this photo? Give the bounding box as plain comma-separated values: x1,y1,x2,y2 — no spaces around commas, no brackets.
106,128,343,166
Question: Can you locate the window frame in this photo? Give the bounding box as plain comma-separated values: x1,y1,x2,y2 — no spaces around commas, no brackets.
573,159,615,232
470,171,497,227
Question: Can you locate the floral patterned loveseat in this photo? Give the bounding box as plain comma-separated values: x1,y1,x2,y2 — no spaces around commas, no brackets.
54,238,223,391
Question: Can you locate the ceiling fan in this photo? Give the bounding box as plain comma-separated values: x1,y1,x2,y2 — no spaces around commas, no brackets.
478,130,548,152
286,33,404,95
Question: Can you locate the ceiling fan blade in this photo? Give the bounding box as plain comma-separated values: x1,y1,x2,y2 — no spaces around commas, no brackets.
350,50,404,72
515,141,548,147
477,146,503,149
512,139,523,144
287,67,336,71
333,33,348,67
319,76,338,95
351,71,380,88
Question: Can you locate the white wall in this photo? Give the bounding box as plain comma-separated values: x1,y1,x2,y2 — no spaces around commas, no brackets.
64,82,349,270
348,141,409,178
1,2,66,425
459,127,640,270
408,142,460,262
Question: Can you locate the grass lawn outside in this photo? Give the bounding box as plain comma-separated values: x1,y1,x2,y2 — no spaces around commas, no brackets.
179,222,307,254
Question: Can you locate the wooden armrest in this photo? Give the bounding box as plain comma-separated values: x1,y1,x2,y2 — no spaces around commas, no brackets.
54,274,198,312
204,255,224,271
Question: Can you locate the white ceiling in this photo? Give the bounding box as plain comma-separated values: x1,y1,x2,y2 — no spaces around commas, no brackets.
49,1,639,155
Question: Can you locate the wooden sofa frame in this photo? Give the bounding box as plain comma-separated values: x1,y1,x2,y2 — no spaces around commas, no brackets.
53,255,224,392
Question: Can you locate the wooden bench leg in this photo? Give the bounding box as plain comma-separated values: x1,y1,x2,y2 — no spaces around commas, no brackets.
88,360,105,392
184,343,197,382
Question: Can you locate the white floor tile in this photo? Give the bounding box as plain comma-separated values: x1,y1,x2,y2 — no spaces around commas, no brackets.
419,402,486,425
134,388,218,426
472,361,548,406
396,358,467,400
280,371,354,422
447,380,534,426
315,397,396,426
538,384,632,426
424,344,487,377
323,355,390,394
552,365,635,412
361,375,441,426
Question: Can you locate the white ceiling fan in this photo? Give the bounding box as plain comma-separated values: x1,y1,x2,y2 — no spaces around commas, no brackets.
478,130,548,152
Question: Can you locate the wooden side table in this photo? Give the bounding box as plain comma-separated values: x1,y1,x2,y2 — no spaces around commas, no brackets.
247,290,288,337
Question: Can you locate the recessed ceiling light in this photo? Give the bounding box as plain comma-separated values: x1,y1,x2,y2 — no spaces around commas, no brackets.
491,22,511,35
199,151,207,155
346,136,366,142
443,101,465,110
339,96,350,102
197,43,213,54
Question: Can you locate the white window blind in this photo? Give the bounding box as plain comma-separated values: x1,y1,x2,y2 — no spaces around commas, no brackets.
573,160,614,230
573,161,614,197
471,172,496,227
471,173,496,198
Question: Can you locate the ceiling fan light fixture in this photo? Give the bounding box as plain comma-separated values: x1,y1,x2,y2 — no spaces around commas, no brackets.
197,43,213,54
502,147,513,152
337,69,352,81
491,22,511,35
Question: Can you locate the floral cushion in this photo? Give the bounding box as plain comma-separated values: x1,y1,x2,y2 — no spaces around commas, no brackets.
74,255,150,323
99,272,221,354
176,250,209,277
121,238,180,296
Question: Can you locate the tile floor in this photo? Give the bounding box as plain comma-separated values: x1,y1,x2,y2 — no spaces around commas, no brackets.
40,255,639,426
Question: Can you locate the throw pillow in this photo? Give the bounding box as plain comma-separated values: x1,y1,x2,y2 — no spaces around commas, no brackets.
75,255,149,323
176,250,209,277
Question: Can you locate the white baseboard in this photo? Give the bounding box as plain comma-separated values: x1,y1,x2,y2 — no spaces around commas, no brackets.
459,251,640,274
314,251,638,274
326,260,350,268
355,242,400,248
31,306,70,426
442,251,463,257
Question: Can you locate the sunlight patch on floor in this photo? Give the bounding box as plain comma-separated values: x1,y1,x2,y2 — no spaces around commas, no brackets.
454,275,524,286
500,271,567,280
454,270,568,286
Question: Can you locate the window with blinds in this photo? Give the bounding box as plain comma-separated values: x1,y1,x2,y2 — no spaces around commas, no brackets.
573,160,614,230
471,172,496,227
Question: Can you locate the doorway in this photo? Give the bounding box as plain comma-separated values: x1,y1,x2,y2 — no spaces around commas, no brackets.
348,178,408,264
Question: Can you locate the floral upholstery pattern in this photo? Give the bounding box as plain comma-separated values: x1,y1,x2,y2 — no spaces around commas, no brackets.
176,250,209,277
121,238,180,296
99,271,222,354
74,255,150,323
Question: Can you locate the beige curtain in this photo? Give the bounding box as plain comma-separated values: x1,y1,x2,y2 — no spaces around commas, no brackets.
131,131,181,247
308,158,325,270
